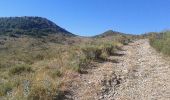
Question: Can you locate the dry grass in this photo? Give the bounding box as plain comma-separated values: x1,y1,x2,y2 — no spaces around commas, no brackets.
0,35,132,99
149,31,170,56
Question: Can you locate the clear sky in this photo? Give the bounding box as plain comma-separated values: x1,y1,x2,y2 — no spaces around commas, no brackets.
0,0,170,36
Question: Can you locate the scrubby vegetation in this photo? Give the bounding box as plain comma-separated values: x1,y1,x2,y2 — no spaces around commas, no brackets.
0,16,134,100
9,64,33,75
0,82,14,96
0,35,133,99
149,31,170,56
0,17,74,37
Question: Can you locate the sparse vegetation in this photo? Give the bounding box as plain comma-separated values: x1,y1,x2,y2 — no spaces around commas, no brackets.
9,64,33,75
0,17,134,99
28,81,58,100
0,35,132,99
0,82,13,96
50,69,63,78
149,31,170,56
81,42,117,60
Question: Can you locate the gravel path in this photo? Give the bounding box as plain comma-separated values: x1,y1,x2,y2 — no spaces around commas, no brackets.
69,39,170,100
113,39,170,100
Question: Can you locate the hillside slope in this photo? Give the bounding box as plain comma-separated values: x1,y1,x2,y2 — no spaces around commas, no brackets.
0,17,134,99
0,16,74,37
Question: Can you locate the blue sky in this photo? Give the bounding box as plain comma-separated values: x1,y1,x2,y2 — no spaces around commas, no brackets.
0,0,170,36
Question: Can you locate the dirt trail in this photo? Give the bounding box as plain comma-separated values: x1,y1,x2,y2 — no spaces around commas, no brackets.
113,39,170,100
69,39,170,100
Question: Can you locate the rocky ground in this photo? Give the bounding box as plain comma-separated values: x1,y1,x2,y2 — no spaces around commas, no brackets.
68,39,170,100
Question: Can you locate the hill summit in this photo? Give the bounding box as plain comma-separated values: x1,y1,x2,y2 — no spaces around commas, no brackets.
94,30,125,38
0,16,74,37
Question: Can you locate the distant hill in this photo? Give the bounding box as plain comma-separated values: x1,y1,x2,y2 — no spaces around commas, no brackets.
0,16,75,37
94,30,125,38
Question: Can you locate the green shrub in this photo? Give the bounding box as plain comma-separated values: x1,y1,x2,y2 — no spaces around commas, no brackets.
9,64,33,75
81,45,101,60
149,31,170,56
69,51,90,73
100,51,109,60
0,82,13,96
81,43,117,61
28,83,57,100
162,38,170,55
50,69,62,78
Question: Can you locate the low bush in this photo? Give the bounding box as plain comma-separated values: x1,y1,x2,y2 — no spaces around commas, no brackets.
0,34,133,99
0,82,13,96
68,49,90,73
81,42,117,61
28,83,57,100
9,64,33,75
50,69,63,78
81,45,101,60
149,31,170,56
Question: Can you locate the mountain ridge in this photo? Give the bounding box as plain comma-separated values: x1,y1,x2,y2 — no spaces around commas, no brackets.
0,16,75,37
